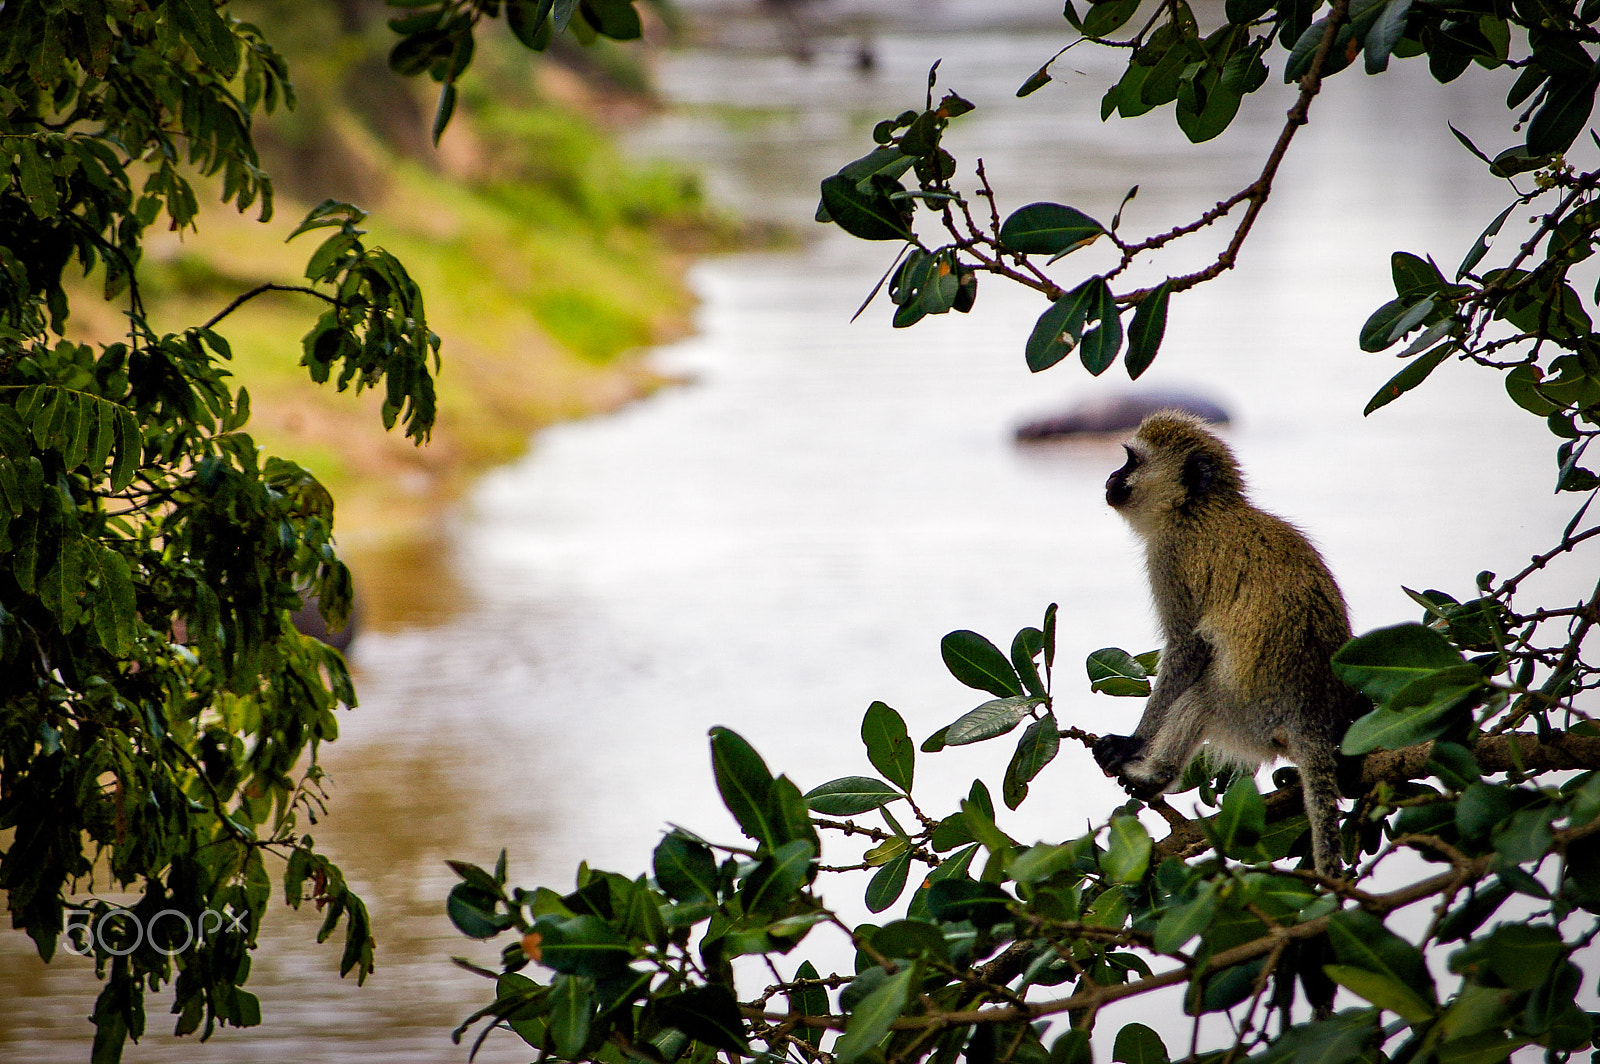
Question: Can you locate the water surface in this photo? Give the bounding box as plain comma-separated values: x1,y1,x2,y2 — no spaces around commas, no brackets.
1,4,1587,1059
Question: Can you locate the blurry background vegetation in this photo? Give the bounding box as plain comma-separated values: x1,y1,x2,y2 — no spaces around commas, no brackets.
70,0,734,556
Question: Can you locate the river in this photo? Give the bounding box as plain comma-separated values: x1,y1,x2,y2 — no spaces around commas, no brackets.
1,1,1588,1059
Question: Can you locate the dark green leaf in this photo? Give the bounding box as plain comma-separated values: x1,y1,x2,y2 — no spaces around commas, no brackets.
548,973,592,1058
1026,283,1097,372
1364,0,1413,72
709,727,779,850
1006,716,1061,796
789,960,829,1049
1528,74,1598,156
1012,627,1047,698
1009,842,1077,884
657,985,751,1055
865,849,913,913
944,696,1044,746
1212,775,1265,857
1322,965,1435,1023
1125,280,1172,379
862,701,915,792
653,832,718,904
1153,883,1219,954
1112,1021,1169,1064
741,839,815,916
803,775,902,816
1327,909,1436,1006
535,914,633,978
819,174,913,242
1363,345,1453,416
1087,647,1152,697
999,202,1107,256
1332,624,1465,703
1079,281,1123,375
1103,816,1152,884
833,964,916,1063
942,629,1024,696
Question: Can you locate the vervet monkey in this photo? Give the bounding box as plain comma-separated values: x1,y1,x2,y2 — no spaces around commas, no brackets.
1093,412,1357,877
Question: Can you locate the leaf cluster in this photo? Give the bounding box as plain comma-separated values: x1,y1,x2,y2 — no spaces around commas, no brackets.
450,1,1600,1060
0,1,478,1058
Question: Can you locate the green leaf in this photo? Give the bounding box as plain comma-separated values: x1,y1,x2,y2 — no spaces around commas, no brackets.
431,82,457,145
862,701,915,792
998,202,1106,256
1364,346,1453,415
819,174,913,242
942,629,1024,696
1002,715,1061,809
1528,73,1599,156
1326,909,1436,1007
1083,0,1143,36
1481,923,1565,990
710,726,779,850
1332,624,1465,703
1078,280,1123,375
1112,1022,1169,1064
1458,204,1516,279
1053,1029,1093,1064
1026,282,1097,372
1153,882,1219,954
87,543,135,656
548,973,592,1058
109,406,141,492
803,775,902,816
945,696,1044,746
834,964,916,1063
1087,647,1152,697
1008,842,1078,885
789,960,829,1049
1505,364,1560,416
1212,775,1266,857
1436,1033,1528,1064
1018,67,1053,97
1341,696,1466,756
1103,816,1152,884
742,839,815,916
657,985,750,1055
447,882,512,939
1012,626,1046,698
1323,965,1436,1023
1364,0,1413,72
865,849,913,913
653,832,718,904
1125,280,1172,379
535,914,633,978
873,919,950,962
506,0,556,47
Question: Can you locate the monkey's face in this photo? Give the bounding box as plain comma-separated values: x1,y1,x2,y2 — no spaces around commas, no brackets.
1105,445,1140,509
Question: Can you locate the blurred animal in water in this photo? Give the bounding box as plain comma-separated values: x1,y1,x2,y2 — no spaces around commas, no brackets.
1015,391,1229,441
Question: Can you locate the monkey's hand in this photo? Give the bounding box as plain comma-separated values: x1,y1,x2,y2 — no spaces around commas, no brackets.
1093,734,1178,798
1092,733,1145,776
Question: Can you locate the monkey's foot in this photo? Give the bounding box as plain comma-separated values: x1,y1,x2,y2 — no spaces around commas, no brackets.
1092,733,1145,776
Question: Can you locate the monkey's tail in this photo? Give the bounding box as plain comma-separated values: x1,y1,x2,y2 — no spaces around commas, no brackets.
1297,741,1345,879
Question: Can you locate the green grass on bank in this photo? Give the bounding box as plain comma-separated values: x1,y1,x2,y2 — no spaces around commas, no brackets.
89,3,743,555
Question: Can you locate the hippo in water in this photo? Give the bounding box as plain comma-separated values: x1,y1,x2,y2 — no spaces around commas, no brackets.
1015,391,1231,441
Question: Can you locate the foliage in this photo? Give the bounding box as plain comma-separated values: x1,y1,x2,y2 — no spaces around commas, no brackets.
0,0,653,1060
450,2,1600,1063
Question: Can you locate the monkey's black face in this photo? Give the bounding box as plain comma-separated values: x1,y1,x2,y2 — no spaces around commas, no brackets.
1106,445,1139,508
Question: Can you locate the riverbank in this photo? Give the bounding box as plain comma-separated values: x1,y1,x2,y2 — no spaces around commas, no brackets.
85,5,747,571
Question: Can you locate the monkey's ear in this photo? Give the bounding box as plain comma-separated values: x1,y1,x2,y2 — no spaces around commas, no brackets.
1181,452,1215,499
